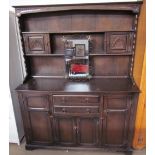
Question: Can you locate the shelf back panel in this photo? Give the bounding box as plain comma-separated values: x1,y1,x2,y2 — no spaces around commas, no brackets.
21,10,134,32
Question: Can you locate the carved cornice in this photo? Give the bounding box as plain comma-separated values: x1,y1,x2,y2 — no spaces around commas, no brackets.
14,2,142,17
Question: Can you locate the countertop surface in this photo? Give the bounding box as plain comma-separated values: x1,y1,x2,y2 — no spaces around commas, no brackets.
16,77,140,93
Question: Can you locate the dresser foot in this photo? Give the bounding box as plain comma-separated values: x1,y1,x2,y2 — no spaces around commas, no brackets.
25,145,35,151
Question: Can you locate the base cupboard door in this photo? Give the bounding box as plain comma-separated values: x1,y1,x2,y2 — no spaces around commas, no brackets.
54,117,76,146
77,117,100,146
21,93,53,145
27,111,53,144
103,95,132,147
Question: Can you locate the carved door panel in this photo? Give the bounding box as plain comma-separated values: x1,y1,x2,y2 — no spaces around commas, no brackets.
106,32,133,53
23,33,51,54
54,117,76,146
103,95,132,147
77,117,99,146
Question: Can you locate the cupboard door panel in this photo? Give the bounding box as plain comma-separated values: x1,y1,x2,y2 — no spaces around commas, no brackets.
28,111,53,144
103,95,131,146
23,33,51,54
105,111,128,145
106,32,133,53
77,118,99,146
54,117,76,145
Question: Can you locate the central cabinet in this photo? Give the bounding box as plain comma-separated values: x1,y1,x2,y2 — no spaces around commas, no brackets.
15,2,141,151
52,95,100,146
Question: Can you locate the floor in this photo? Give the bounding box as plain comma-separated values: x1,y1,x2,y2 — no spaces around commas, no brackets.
9,142,146,155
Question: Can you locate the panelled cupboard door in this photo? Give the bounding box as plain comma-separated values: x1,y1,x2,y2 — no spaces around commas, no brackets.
106,32,133,54
77,117,99,146
103,95,132,147
23,33,51,54
54,117,76,146
27,111,53,144
54,117,100,146
22,93,53,144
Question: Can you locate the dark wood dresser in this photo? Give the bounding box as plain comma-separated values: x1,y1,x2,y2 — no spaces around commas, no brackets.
14,2,142,151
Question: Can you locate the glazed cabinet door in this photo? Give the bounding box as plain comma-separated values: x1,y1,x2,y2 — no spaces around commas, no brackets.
77,117,100,146
54,117,76,146
103,95,132,147
21,93,53,144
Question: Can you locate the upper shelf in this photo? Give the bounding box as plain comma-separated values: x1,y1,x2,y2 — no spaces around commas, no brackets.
25,54,64,56
25,53,133,57
22,30,136,34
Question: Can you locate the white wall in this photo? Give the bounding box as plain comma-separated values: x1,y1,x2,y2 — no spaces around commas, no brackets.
9,11,25,144
9,91,19,144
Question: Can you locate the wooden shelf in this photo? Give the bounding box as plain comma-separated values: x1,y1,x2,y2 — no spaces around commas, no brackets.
89,53,133,56
22,30,136,34
25,54,64,56
25,53,133,57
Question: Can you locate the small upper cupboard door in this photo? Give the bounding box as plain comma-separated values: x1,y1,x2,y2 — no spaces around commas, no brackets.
54,117,76,146
103,95,132,147
77,117,99,146
28,111,53,144
23,33,51,54
106,32,133,53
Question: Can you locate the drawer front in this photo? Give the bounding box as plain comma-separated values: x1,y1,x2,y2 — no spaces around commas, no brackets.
23,33,51,54
53,95,100,106
54,106,99,115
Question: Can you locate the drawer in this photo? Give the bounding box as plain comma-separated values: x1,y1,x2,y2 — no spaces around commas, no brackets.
53,95,100,106
54,106,99,114
23,33,51,54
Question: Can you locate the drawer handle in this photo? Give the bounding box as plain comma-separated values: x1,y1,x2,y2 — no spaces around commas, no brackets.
49,115,53,118
73,125,77,130
86,108,91,113
62,108,66,112
85,98,89,102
